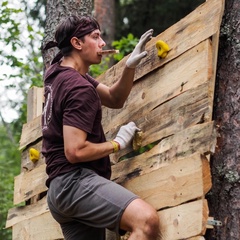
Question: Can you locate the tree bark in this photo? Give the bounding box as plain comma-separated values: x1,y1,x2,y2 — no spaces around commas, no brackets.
208,1,240,239
94,0,115,49
41,0,93,69
94,0,115,67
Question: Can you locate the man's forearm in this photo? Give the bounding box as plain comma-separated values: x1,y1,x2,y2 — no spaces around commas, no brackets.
109,66,136,108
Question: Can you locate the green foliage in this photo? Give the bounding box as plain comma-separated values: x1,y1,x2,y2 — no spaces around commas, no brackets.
0,123,21,239
89,33,138,77
0,1,44,239
0,1,22,67
0,0,44,122
112,33,138,61
119,140,159,161
116,0,205,39
89,56,110,78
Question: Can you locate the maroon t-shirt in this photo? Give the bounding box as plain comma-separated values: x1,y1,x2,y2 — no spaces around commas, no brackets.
42,63,111,187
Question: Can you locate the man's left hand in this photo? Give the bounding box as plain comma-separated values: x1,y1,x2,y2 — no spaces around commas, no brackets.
126,29,154,68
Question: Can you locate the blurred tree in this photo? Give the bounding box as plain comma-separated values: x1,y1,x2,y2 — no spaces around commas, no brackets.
0,1,44,239
94,0,115,49
94,0,116,67
0,120,21,240
116,0,205,38
42,0,93,68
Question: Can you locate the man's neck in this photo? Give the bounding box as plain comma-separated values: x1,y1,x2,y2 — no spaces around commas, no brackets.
60,55,89,76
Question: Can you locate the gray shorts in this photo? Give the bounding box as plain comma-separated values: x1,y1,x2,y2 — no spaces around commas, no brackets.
47,168,138,240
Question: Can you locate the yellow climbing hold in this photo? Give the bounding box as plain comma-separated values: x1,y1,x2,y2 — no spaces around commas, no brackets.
29,148,40,163
156,40,170,58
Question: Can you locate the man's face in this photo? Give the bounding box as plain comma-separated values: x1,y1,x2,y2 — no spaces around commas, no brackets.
80,29,106,65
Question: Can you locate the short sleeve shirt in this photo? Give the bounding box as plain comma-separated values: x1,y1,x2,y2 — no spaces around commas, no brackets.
42,63,111,187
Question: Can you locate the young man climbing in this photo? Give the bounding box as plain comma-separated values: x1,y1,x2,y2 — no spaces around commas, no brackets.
42,15,160,240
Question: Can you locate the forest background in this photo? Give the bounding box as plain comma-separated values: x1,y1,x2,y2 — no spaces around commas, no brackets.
1,1,239,240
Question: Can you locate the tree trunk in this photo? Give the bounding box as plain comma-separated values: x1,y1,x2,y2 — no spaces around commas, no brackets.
93,0,115,49
41,0,93,68
207,0,240,239
94,0,115,67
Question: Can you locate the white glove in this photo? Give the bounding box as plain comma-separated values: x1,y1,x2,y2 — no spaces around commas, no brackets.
114,122,140,150
126,29,154,68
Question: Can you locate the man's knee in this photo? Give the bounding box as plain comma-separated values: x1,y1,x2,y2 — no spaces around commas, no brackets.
142,208,160,238
120,199,160,238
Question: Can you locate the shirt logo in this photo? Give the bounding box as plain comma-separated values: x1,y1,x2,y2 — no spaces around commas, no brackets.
42,85,53,131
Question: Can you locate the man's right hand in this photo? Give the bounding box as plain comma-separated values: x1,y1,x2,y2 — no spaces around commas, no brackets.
114,122,140,149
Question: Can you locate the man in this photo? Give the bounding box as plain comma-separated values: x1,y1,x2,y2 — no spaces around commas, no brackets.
42,15,160,240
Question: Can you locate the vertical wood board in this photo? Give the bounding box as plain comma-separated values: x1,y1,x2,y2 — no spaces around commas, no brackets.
27,87,44,122
14,164,47,205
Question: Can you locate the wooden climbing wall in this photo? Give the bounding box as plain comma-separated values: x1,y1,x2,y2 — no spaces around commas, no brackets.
6,0,224,239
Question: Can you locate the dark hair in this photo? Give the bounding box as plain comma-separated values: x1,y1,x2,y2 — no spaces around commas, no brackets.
55,15,100,55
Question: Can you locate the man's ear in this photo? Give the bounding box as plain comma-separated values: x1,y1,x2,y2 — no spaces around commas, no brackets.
70,37,82,50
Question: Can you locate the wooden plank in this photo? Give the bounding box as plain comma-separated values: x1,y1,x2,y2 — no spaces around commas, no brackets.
12,211,63,240
111,121,217,180
27,87,44,122
6,197,48,228
97,0,223,86
14,164,47,205
117,153,211,210
109,83,214,163
102,40,212,132
159,199,209,240
208,0,225,119
19,115,42,150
